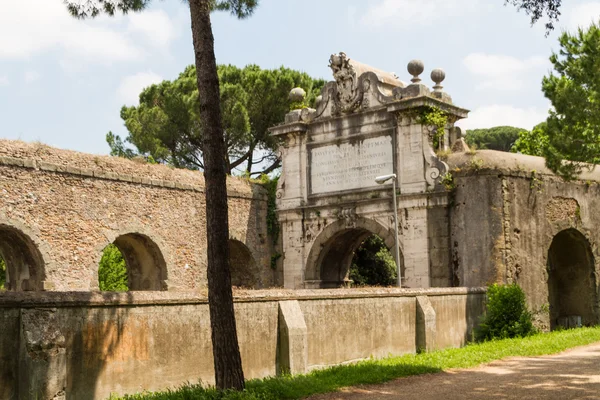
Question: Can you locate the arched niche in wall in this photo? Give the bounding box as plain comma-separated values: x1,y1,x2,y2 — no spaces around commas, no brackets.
106,233,168,291
0,225,46,291
229,239,257,288
547,228,598,329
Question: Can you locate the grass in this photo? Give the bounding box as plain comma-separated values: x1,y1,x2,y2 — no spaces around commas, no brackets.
110,326,600,400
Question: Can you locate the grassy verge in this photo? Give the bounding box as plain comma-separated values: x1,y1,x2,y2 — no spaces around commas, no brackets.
111,326,600,400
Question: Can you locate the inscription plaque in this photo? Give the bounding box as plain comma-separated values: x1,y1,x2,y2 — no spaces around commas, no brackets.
310,135,394,195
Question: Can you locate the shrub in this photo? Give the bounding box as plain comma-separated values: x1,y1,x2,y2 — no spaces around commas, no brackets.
476,283,537,341
349,235,397,286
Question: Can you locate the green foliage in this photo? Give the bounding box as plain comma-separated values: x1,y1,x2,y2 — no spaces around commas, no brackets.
505,0,562,33
65,0,259,20
440,172,455,191
349,235,397,286
419,107,448,149
98,244,129,292
465,126,525,152
109,65,324,176
539,22,600,179
512,122,549,156
110,327,600,400
476,284,537,341
0,257,5,290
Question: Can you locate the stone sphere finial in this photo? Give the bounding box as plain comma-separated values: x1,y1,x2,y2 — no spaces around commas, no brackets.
431,68,445,91
289,87,306,103
407,59,424,84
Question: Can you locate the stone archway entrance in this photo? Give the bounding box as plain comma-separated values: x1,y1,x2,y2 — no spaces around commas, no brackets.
113,233,167,291
0,225,45,291
547,228,598,329
305,219,402,288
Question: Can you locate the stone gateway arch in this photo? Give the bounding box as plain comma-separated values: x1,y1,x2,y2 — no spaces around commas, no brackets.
271,53,468,289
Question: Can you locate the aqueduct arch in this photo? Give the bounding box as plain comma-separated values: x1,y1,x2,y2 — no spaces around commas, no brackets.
0,225,45,291
305,218,402,288
547,228,598,329
229,239,258,288
112,233,167,291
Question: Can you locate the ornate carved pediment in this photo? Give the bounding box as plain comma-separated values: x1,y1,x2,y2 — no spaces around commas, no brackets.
317,52,404,118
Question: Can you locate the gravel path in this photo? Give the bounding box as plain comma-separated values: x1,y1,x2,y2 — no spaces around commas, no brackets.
307,342,600,400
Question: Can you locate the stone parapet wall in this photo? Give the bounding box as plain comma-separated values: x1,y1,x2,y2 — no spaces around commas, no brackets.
0,288,486,399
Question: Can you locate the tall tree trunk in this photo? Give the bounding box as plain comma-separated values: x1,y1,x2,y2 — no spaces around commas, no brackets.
188,0,245,390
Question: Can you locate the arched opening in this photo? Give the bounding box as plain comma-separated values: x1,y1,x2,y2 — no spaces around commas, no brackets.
98,244,129,291
547,229,598,329
229,239,257,288
108,233,167,291
305,219,402,289
0,225,45,291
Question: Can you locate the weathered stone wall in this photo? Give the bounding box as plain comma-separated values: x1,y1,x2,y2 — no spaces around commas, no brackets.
0,140,272,291
0,288,486,399
448,150,600,328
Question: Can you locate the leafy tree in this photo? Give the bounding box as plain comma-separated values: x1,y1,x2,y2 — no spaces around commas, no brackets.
350,235,397,287
505,0,562,32
0,257,5,290
98,244,128,291
465,126,525,152
512,122,549,156
109,65,324,175
476,284,537,341
65,0,257,389
538,22,600,179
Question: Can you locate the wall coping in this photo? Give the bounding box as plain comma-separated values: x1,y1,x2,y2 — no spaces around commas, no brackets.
0,140,266,201
0,287,487,308
447,150,600,182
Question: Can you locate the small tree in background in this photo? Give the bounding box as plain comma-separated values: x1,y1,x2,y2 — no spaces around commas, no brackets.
476,283,537,341
350,235,397,287
465,126,525,152
98,244,128,291
512,122,549,157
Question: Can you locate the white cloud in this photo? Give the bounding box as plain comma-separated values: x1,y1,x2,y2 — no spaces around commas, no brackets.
566,2,600,31
24,70,41,84
463,53,549,91
0,0,145,63
0,76,9,86
362,0,479,27
128,10,179,49
117,71,163,105
457,105,549,131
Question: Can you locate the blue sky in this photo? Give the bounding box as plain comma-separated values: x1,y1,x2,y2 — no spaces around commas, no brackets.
1,0,599,155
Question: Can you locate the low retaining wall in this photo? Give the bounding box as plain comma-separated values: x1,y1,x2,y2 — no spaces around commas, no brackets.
0,288,486,399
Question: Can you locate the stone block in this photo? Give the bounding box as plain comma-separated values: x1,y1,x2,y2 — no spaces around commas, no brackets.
19,308,67,400
278,300,308,375
416,296,436,352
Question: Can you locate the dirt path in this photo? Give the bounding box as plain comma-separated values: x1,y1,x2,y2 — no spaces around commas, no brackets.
307,343,600,400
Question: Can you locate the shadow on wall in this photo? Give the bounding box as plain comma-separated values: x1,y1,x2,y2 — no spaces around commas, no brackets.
0,227,170,399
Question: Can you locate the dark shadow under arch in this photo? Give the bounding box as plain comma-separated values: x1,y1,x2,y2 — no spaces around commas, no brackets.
0,224,45,291
305,218,403,288
113,233,167,291
547,228,598,329
229,239,257,288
